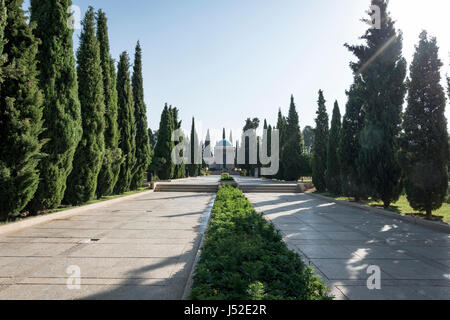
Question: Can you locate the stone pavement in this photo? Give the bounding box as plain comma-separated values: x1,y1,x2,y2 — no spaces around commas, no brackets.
245,193,450,300
0,191,213,300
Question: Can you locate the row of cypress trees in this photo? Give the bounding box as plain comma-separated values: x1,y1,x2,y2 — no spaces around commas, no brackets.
312,0,449,218
0,1,151,219
151,106,202,180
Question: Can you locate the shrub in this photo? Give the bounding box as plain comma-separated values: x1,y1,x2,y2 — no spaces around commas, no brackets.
190,186,329,300
221,173,233,181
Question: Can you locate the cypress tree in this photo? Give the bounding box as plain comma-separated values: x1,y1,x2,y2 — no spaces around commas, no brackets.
114,52,136,194
96,10,122,197
0,0,43,218
189,117,200,177
28,0,82,212
276,109,287,180
282,95,304,181
131,41,151,189
339,80,366,200
0,0,5,82
312,90,329,192
325,101,342,194
302,126,314,154
170,106,185,179
153,104,174,180
401,31,448,218
346,0,407,208
64,7,105,205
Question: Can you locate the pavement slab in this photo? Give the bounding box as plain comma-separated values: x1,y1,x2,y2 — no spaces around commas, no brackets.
0,191,213,300
246,192,450,300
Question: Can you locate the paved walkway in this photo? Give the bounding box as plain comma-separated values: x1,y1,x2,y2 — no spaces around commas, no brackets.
246,193,450,300
0,192,213,300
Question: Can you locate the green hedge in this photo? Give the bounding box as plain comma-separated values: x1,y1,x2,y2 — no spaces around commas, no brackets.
190,186,329,300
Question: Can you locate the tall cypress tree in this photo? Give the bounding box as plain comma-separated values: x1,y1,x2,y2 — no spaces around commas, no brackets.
346,0,407,208
131,41,151,189
0,0,5,82
170,106,185,179
282,95,304,181
0,0,43,218
153,104,174,180
339,80,366,200
28,0,82,212
325,101,342,194
96,10,122,197
276,109,287,180
401,31,448,218
114,52,136,194
64,7,105,205
312,90,329,192
189,117,200,177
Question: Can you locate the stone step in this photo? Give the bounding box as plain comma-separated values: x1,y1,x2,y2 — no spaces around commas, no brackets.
238,185,301,193
155,184,219,193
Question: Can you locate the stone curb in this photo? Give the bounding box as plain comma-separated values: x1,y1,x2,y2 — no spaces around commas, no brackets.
308,193,450,234
182,194,216,300
0,189,154,237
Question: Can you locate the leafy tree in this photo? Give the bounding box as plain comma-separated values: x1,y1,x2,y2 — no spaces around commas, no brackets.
312,90,329,192
131,41,151,189
282,95,304,181
64,7,105,205
346,0,407,208
95,10,122,197
28,0,82,212
339,80,366,200
114,51,136,194
153,104,174,180
0,0,44,218
325,101,342,194
401,31,448,218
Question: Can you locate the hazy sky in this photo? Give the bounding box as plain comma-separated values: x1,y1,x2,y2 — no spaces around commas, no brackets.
24,0,450,144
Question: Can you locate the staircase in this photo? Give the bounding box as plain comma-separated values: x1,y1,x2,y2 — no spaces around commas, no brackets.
238,184,301,194
154,183,219,193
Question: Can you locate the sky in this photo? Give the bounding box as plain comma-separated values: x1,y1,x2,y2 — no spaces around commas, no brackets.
23,0,450,145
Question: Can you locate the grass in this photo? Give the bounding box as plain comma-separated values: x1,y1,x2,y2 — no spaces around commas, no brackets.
190,185,329,300
0,187,150,226
318,193,450,223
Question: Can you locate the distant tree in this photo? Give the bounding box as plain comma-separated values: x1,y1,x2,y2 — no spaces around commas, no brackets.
339,80,366,200
302,126,315,154
153,104,174,180
276,110,287,179
401,31,448,218
148,128,158,149
0,0,44,218
95,9,122,197
241,118,260,176
188,118,200,176
282,96,304,181
114,52,136,194
325,101,342,194
130,42,151,189
63,7,105,205
312,90,329,192
170,106,185,179
346,0,407,208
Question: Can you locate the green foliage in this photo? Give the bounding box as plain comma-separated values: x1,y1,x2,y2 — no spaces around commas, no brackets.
64,7,105,205
171,106,185,179
346,0,407,208
152,104,174,180
325,101,342,194
188,117,201,177
96,10,122,198
0,0,44,218
312,90,329,192
28,0,82,212
190,186,329,300
131,41,151,189
114,51,136,193
339,80,366,200
275,110,287,180
221,173,233,181
0,0,6,82
302,126,314,154
401,31,449,218
281,96,304,181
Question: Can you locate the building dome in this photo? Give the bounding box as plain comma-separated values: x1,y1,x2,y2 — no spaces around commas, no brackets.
215,139,233,147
